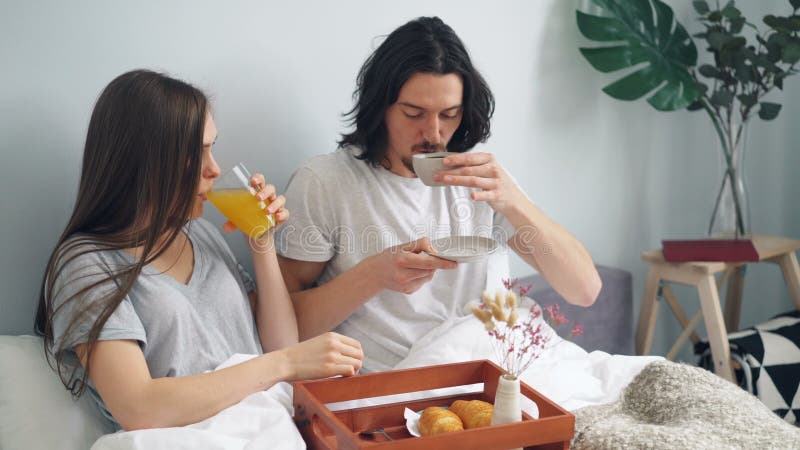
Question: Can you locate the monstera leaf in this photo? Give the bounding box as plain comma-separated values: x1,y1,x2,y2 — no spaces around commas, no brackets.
577,0,700,111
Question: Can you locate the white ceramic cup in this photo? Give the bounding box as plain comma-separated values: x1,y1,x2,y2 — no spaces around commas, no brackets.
412,152,460,187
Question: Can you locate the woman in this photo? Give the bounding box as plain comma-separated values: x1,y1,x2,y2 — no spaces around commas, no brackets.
34,69,363,431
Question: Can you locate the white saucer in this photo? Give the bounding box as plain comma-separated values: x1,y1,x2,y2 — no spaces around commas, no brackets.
427,236,499,263
404,408,422,437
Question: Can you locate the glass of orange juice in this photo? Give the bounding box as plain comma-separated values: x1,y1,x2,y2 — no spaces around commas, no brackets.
207,163,276,237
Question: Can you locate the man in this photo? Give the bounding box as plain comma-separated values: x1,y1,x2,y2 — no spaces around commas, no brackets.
276,17,601,372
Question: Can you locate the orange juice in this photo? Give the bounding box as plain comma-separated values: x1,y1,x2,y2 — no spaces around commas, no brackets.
207,188,276,237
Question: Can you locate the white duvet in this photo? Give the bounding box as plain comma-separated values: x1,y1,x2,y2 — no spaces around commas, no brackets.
91,307,661,450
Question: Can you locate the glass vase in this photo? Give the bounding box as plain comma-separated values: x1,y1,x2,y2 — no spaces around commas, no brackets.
708,123,750,238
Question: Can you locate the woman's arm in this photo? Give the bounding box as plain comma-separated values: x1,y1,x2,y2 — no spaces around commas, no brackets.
249,231,298,352
77,332,361,430
234,179,299,351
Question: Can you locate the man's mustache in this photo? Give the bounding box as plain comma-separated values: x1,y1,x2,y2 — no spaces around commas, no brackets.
412,142,445,152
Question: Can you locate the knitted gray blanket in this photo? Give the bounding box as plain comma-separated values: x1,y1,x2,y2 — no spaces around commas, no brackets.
572,360,800,450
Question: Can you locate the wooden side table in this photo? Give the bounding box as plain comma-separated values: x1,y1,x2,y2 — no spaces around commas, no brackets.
635,235,800,382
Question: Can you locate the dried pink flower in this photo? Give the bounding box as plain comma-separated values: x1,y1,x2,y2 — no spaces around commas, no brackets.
544,304,569,326
502,278,519,290
473,279,582,378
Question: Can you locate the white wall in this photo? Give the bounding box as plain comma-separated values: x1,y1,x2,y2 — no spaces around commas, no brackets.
1,0,797,361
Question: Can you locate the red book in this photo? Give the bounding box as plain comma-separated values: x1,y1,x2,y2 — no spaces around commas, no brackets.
662,239,759,262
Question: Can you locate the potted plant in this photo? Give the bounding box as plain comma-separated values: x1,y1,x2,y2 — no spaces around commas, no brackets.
576,0,799,238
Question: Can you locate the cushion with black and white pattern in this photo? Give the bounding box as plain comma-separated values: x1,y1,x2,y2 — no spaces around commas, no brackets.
695,310,800,424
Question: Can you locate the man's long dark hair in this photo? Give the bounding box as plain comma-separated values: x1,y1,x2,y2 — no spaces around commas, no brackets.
35,69,208,397
339,16,495,165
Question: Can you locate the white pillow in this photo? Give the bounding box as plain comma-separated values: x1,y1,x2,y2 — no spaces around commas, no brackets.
0,335,114,450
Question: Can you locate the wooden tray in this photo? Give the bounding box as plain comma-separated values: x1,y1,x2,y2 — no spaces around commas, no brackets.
293,360,574,450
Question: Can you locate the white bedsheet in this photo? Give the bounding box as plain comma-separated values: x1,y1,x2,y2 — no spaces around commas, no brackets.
92,309,661,449
393,310,662,411
91,356,303,450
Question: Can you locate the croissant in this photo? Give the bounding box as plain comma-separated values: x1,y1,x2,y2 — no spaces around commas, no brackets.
419,406,464,436
449,400,494,429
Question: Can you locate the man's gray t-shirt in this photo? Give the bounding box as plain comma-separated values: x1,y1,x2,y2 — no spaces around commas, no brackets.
50,218,261,429
276,147,515,372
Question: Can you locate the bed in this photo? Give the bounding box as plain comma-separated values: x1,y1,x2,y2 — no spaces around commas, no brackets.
0,328,657,449
3,267,797,449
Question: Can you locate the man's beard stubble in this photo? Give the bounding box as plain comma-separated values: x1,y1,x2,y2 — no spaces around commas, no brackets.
402,156,416,175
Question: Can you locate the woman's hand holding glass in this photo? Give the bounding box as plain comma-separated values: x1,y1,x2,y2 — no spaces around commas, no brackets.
219,172,289,237
205,161,290,249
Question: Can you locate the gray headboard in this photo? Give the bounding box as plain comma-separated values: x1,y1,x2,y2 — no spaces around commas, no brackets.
519,265,634,355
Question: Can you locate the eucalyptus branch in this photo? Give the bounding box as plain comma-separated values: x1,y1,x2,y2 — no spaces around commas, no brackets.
578,0,798,236
701,99,731,163
701,98,746,236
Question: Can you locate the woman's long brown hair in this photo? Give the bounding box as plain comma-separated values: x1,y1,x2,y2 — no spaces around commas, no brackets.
35,69,208,396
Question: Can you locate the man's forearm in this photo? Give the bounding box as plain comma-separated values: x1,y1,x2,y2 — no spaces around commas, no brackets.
505,201,601,307
290,261,384,340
